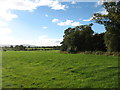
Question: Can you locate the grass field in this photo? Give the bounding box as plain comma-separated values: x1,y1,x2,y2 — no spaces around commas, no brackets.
2,51,119,88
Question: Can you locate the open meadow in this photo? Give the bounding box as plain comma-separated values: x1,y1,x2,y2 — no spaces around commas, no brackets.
2,51,119,88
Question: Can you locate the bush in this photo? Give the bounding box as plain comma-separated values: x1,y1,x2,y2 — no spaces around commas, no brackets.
3,49,7,52
105,52,120,56
94,51,104,55
67,47,77,54
84,51,92,54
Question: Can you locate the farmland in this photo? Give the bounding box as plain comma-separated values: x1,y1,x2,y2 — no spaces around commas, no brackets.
2,51,119,88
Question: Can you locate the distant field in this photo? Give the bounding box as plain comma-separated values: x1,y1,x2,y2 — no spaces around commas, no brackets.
2,51,119,88
25,48,55,51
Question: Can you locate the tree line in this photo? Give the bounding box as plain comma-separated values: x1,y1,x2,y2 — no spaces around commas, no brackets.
60,1,120,53
2,45,60,51
60,24,106,53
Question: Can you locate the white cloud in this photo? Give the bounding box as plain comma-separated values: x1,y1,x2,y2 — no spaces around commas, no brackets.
38,35,48,39
37,0,66,10
38,35,62,46
0,36,14,46
50,0,66,10
52,19,59,23
71,1,76,4
98,8,108,15
71,22,80,26
57,19,81,26
0,27,12,35
97,0,104,5
0,34,62,46
45,14,48,17
42,26,48,29
0,27,14,45
57,20,73,26
0,21,8,27
58,0,98,2
83,17,93,22
94,8,108,15
0,11,18,21
97,0,117,6
0,0,67,21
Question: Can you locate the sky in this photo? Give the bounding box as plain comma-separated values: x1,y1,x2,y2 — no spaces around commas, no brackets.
0,0,109,46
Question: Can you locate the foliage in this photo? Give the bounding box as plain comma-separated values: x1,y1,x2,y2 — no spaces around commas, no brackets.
2,46,61,51
61,24,106,53
92,33,106,51
93,1,120,52
14,45,26,51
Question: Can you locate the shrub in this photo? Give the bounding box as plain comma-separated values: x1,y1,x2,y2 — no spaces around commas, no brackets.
105,52,120,56
94,51,104,55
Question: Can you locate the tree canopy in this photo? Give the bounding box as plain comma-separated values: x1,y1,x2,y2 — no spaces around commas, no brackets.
93,1,120,52
60,23,106,53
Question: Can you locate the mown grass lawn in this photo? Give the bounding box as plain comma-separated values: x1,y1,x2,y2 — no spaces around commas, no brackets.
2,51,119,88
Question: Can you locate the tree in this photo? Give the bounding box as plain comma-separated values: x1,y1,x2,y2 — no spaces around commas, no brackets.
61,24,94,53
14,45,26,51
92,33,106,51
93,1,120,52
10,45,13,48
79,24,94,51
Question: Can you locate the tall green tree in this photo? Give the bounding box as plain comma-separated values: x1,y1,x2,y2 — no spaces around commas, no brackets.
61,24,94,53
14,45,26,51
93,1,120,52
92,33,106,51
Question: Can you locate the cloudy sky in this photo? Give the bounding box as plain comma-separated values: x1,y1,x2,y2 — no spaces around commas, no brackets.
0,0,108,46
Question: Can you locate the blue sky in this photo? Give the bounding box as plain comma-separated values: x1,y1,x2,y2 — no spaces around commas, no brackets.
0,0,107,46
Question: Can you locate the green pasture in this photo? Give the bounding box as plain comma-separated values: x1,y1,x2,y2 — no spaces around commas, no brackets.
26,48,54,50
2,51,119,88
